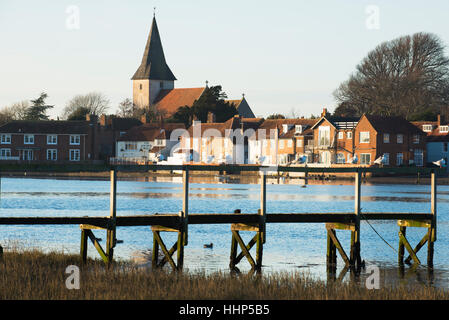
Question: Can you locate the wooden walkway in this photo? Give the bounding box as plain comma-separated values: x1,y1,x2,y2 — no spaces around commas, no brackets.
0,165,441,276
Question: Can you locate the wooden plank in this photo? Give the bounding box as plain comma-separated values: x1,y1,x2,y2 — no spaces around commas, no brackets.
399,231,421,265
152,231,159,268
431,171,437,242
177,230,184,271
231,223,260,232
256,230,263,271
326,223,355,231
234,234,258,265
397,220,431,228
151,225,180,232
80,224,106,230
398,226,406,265
182,169,189,246
260,172,267,244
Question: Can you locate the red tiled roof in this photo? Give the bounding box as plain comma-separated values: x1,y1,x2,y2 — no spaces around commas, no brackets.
154,88,205,117
118,123,185,142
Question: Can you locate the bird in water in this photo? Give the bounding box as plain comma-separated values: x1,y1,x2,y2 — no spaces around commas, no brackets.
203,243,213,249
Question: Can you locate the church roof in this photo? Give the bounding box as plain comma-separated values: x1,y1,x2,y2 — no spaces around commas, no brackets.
132,17,177,81
154,88,206,117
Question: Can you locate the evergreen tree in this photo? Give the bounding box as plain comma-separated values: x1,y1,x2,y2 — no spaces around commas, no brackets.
25,92,54,121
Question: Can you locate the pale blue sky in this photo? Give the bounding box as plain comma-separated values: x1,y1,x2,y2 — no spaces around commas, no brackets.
1,0,449,119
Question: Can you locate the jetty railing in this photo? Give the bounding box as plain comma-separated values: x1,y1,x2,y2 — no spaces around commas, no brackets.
0,165,442,275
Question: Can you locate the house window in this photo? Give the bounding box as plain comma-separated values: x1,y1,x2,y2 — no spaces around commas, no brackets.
318,126,330,146
125,143,137,150
279,140,285,149
155,139,165,146
336,153,345,164
383,153,390,165
47,149,57,161
21,150,33,161
360,132,370,143
70,135,80,145
338,132,344,140
440,126,448,133
383,133,390,143
1,134,11,144
347,132,352,139
295,125,302,133
24,134,34,144
139,84,143,90
414,149,424,166
70,149,80,161
397,153,403,166
397,134,404,144
413,135,420,144
287,140,293,148
423,125,433,132
0,148,11,158
297,139,303,148
47,135,57,145
360,153,371,165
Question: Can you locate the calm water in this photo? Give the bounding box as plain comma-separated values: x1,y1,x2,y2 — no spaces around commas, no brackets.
0,175,448,288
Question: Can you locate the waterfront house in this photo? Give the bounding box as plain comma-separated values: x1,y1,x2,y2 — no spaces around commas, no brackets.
413,115,449,169
309,109,359,165
354,114,427,166
0,120,95,163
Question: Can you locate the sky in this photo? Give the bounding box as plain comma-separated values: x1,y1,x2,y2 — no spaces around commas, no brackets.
1,0,449,119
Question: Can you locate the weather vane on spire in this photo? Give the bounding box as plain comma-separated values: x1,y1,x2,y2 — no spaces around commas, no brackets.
153,7,156,17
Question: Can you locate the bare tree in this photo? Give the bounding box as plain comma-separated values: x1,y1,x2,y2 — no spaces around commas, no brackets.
333,32,449,120
0,100,31,126
116,98,136,118
62,92,110,119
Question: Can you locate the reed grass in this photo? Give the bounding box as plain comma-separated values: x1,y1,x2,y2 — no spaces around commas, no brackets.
0,249,447,300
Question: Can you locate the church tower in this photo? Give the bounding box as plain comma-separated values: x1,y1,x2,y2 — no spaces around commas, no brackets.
132,16,176,109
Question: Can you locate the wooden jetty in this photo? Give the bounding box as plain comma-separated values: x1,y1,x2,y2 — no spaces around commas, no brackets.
0,165,441,275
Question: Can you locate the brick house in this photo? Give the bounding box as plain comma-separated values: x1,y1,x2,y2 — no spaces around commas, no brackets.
354,114,427,166
0,120,95,163
413,115,449,168
309,109,359,165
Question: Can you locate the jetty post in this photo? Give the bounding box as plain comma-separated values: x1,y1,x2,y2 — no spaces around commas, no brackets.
79,169,118,265
151,167,189,271
229,170,267,272
398,169,436,267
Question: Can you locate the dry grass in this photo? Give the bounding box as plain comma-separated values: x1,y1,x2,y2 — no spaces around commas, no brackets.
0,249,448,300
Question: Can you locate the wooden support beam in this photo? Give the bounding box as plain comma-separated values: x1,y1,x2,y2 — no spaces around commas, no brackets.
86,230,108,264
232,230,256,269
260,171,267,244
398,226,406,265
107,169,117,265
153,231,177,270
328,229,350,267
182,168,189,246
405,232,428,265
158,241,178,268
428,171,437,267
351,170,362,269
152,231,159,269
80,229,88,263
399,230,421,265
234,234,258,265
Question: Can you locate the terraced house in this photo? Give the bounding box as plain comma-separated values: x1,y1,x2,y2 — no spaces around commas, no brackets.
0,120,94,163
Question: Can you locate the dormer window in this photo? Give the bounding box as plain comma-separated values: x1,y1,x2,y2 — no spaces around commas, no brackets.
295,125,303,134
440,126,449,133
423,125,433,132
282,124,288,134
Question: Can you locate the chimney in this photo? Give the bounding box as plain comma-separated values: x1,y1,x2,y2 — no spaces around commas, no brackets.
438,114,443,126
207,112,216,123
321,108,329,118
100,114,107,126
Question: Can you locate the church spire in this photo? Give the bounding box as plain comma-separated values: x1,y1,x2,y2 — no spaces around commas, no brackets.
131,16,177,81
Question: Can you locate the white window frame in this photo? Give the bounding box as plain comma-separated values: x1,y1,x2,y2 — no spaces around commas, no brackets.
423,125,433,132
69,149,80,162
383,153,390,165
360,132,370,144
47,135,57,145
297,139,303,148
338,132,344,140
287,140,293,148
70,135,81,145
279,140,285,149
397,134,404,144
0,148,11,157
383,133,390,143
413,134,420,144
1,134,11,144
336,153,345,164
360,153,371,165
439,126,449,133
47,149,57,161
414,149,424,167
397,153,403,166
24,134,34,145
